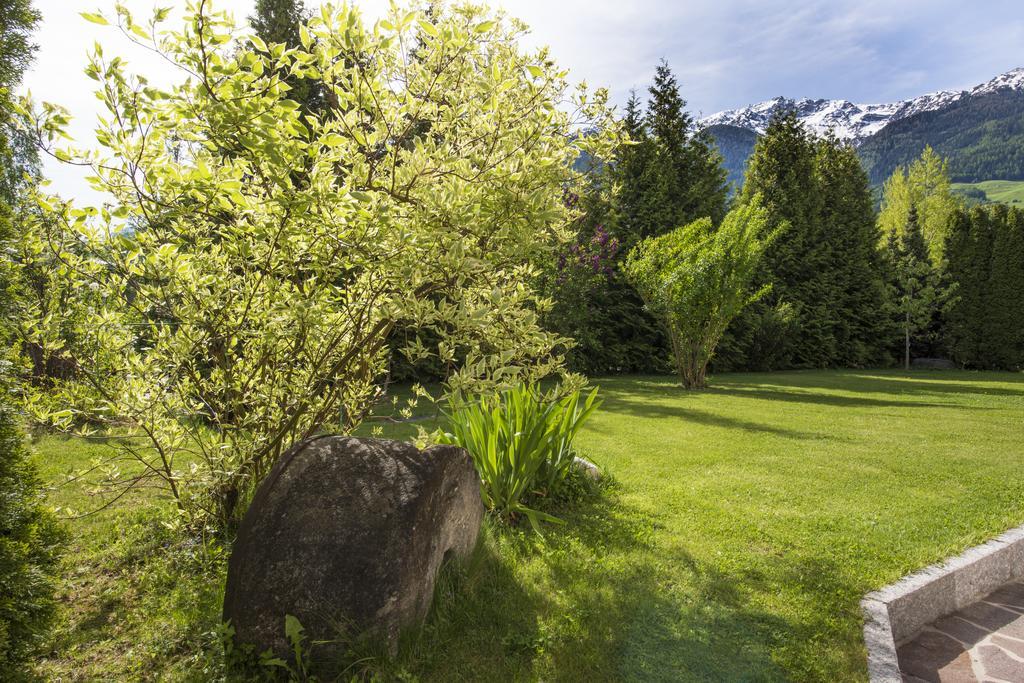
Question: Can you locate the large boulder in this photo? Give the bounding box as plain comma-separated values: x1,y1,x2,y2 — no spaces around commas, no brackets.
223,436,484,658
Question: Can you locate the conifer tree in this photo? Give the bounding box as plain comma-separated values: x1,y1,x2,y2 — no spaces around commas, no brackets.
1,0,40,352
645,61,728,230
249,0,325,116
612,90,658,249
942,208,990,366
735,111,832,367
887,207,943,369
983,205,1024,369
815,135,890,366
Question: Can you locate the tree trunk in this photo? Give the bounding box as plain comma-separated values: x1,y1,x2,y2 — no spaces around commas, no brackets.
904,309,911,371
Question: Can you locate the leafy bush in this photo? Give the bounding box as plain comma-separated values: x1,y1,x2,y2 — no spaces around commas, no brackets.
625,198,778,389
440,385,600,529
0,400,64,672
19,2,619,530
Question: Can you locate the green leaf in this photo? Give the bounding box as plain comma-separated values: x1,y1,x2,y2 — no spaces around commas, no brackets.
474,21,496,33
80,12,108,26
526,65,544,79
418,20,438,38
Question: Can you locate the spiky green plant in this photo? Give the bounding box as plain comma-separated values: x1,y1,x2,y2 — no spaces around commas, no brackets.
440,384,600,530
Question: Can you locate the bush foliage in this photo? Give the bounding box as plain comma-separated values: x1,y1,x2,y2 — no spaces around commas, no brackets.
0,400,64,673
17,2,618,529
625,199,777,388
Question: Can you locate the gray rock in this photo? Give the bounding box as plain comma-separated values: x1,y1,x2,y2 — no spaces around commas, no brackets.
572,455,602,481
223,436,483,659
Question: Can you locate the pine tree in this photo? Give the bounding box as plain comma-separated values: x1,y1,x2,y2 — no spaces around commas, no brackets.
815,135,890,367
734,111,832,368
645,61,728,229
888,207,943,369
249,0,325,117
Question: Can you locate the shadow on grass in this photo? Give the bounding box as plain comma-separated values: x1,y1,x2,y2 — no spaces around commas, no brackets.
703,385,972,410
598,396,823,440
718,371,1024,401
381,492,794,682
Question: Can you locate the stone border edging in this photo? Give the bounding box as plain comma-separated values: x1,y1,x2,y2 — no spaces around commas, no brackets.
860,523,1024,682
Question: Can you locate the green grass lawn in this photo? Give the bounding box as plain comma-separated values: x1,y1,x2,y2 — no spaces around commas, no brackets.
952,179,1024,205
30,370,1024,681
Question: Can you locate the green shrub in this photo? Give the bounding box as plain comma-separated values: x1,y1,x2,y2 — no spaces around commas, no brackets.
440,384,600,529
0,400,64,673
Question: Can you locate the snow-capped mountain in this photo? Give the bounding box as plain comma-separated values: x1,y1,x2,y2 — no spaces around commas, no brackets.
701,67,1024,144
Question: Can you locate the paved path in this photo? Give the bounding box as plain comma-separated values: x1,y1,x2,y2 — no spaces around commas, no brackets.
898,581,1024,682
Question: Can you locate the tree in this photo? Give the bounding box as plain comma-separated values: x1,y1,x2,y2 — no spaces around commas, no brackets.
943,205,1024,369
624,198,777,389
984,206,1024,369
644,61,728,231
878,146,960,263
886,207,943,369
21,3,620,529
550,89,665,375
1,0,40,353
942,208,990,366
545,64,731,376
248,0,325,117
814,134,890,367
733,111,831,368
0,396,64,673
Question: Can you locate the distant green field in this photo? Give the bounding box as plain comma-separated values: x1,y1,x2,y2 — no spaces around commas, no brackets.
952,179,1024,205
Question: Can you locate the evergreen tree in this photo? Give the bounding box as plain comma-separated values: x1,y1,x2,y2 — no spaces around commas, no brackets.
1,0,40,356
942,208,990,366
983,205,1024,369
612,90,659,249
733,111,832,368
545,91,667,374
0,396,64,672
644,61,728,230
249,0,325,117
815,135,890,367
887,207,943,369
943,205,1024,370
547,63,732,375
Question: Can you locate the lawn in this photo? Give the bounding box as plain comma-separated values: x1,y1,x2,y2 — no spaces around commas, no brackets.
952,179,1024,205
30,370,1024,681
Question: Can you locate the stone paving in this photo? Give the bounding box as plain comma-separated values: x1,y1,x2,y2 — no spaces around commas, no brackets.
898,581,1024,682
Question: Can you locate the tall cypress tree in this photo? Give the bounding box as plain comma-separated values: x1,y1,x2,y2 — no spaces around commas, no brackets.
943,208,990,366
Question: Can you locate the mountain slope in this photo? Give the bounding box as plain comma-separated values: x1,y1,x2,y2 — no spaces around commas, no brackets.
702,67,1024,144
857,89,1024,184
705,124,758,190
700,67,1024,188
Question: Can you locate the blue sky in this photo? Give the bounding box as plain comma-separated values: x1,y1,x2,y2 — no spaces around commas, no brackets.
22,0,1024,202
